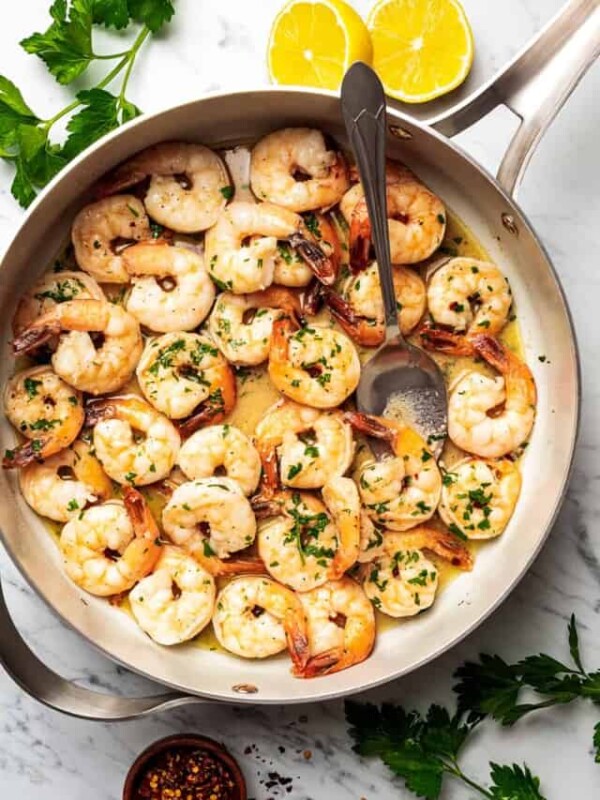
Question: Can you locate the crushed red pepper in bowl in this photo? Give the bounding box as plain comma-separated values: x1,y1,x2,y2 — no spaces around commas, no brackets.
123,735,246,800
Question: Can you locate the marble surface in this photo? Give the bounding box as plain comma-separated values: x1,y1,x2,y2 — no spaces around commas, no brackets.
1,1,599,797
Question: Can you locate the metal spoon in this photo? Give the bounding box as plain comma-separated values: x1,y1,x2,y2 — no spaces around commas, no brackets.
341,62,447,455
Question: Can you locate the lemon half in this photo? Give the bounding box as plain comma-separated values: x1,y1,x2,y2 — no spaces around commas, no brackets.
268,0,373,90
367,0,474,103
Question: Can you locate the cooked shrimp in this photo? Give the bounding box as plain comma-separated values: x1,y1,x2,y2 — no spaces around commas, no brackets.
12,271,105,335
13,299,143,395
257,491,337,592
163,477,256,560
425,258,512,345
347,412,442,531
19,439,112,522
254,399,354,492
326,263,426,346
71,196,150,283
250,128,349,212
268,318,360,409
98,142,231,233
123,242,215,333
60,488,161,597
3,366,84,468
362,526,472,618
136,332,236,424
447,335,536,458
205,201,336,294
129,544,216,645
177,424,261,496
208,286,301,366
212,576,309,669
86,395,180,486
257,485,359,592
342,179,445,269
439,457,522,539
295,576,375,677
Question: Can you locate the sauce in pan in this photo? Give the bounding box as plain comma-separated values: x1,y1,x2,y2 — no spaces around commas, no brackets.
26,143,524,653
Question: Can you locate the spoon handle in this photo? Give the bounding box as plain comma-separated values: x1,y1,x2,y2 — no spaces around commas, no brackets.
341,62,402,341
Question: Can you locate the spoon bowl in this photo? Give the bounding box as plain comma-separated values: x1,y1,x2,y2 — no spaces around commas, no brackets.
357,334,447,454
341,62,448,455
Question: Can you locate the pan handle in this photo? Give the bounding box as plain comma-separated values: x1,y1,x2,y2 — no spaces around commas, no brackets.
426,0,600,196
0,572,211,720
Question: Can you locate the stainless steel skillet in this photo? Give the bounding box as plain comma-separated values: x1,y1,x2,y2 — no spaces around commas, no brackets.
1,0,597,719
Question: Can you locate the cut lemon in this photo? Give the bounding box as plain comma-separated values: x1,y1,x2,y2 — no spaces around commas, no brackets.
268,0,373,90
367,0,474,103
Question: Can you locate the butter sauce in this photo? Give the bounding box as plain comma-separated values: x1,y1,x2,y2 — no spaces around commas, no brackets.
35,145,524,653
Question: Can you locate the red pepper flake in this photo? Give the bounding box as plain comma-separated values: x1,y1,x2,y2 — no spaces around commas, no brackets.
134,747,236,800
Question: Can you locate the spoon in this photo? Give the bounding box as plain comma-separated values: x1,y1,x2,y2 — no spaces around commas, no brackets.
340,62,447,456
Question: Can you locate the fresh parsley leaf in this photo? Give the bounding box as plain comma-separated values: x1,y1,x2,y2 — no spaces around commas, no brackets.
488,763,546,800
128,0,175,32
120,98,142,123
17,125,66,188
62,88,124,159
21,0,95,85
593,721,600,763
455,614,599,760
346,700,546,800
454,653,521,724
419,705,470,761
345,702,445,799
382,747,444,800
92,0,131,28
0,77,40,153
11,156,38,207
568,612,585,673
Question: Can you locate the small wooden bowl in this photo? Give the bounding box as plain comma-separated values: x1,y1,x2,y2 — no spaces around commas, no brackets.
122,733,247,800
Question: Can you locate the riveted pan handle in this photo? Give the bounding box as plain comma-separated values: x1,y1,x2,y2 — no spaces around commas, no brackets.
0,573,210,720
426,0,600,196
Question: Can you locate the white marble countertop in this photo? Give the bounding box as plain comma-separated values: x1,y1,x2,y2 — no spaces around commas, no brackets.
1,1,599,797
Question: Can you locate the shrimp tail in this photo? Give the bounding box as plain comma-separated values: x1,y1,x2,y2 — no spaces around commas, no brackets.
177,405,223,438
84,398,115,427
348,214,371,273
12,320,61,355
393,526,473,570
2,438,46,468
177,380,236,439
324,290,384,347
470,334,510,371
419,324,475,357
288,233,336,286
285,607,310,673
343,411,396,442
123,486,161,541
255,443,280,498
250,493,284,518
294,647,341,678
93,163,148,199
269,317,295,362
302,279,324,317
196,553,266,577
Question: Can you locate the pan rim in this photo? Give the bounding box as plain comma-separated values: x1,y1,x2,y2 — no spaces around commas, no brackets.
0,85,581,705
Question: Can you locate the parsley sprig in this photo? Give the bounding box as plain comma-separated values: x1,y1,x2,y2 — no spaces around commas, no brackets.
1,0,175,207
345,615,599,798
454,614,600,760
346,702,546,799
